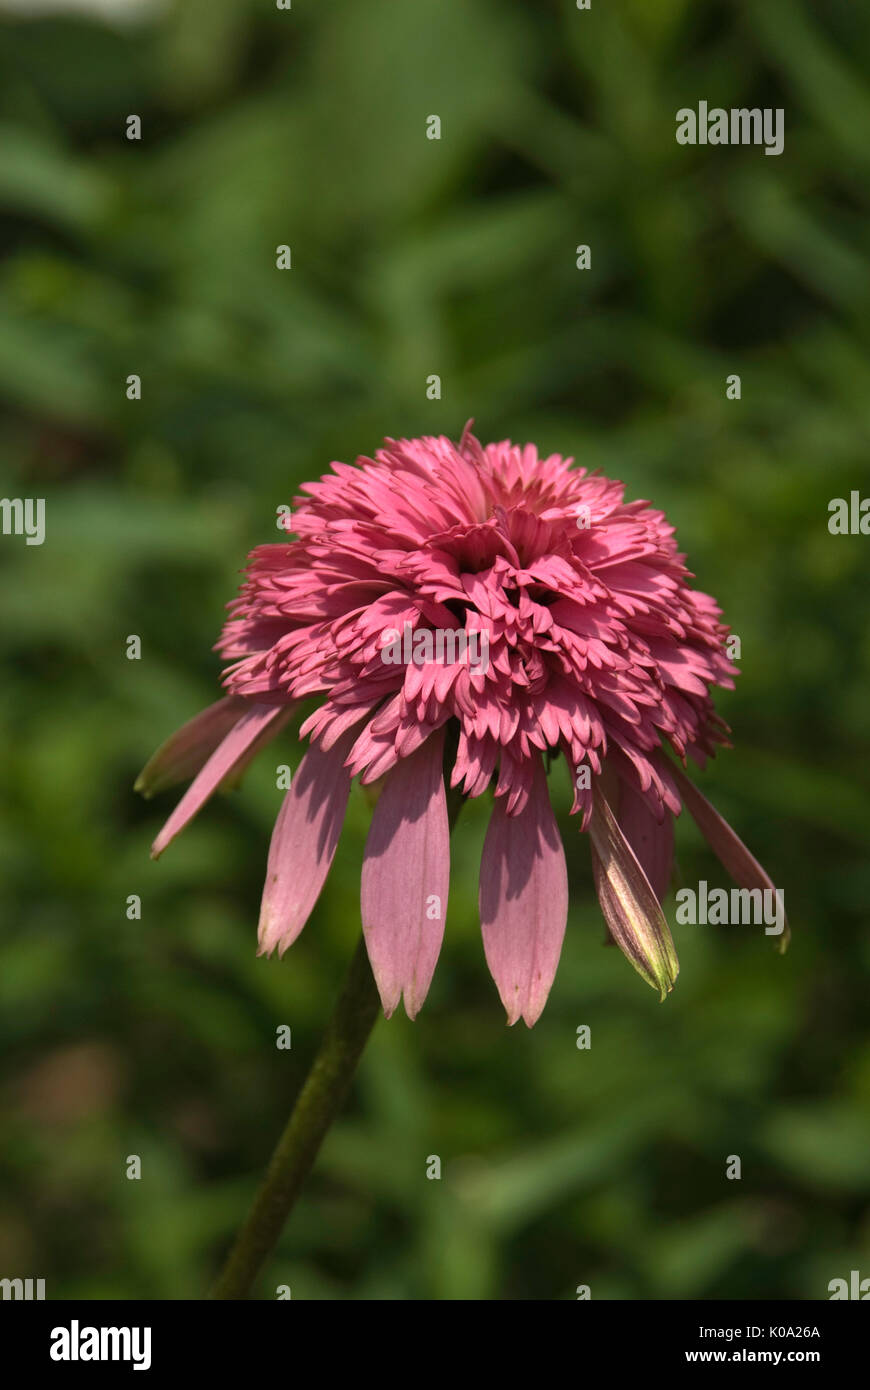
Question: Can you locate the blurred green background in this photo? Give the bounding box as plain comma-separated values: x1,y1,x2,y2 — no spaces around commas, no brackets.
1,0,869,1301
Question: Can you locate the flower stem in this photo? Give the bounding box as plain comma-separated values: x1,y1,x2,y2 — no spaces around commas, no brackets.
211,787,465,1299
210,933,381,1299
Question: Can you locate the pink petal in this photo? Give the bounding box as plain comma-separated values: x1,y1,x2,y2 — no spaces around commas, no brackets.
617,779,674,903
151,703,287,858
669,760,790,952
258,730,357,956
218,705,295,791
589,785,679,999
135,696,248,798
479,757,568,1026
360,728,449,1019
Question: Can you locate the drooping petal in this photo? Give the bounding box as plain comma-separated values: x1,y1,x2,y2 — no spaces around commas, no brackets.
669,760,790,952
479,757,568,1026
589,784,679,999
360,728,449,1019
135,697,248,798
258,729,357,956
219,705,296,790
151,703,287,858
617,779,674,903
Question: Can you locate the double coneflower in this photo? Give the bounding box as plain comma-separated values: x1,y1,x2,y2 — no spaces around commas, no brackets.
138,428,785,1024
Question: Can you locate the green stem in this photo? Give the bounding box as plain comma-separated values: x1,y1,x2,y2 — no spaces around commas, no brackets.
211,788,465,1300
210,934,381,1299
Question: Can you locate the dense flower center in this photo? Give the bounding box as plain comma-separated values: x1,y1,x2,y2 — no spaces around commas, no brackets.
217,431,736,818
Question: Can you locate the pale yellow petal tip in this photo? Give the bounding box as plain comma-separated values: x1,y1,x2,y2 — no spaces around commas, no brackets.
653,956,679,1001
256,919,281,958
133,773,154,799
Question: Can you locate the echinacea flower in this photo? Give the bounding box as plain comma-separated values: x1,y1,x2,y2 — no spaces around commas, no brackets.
137,427,785,1025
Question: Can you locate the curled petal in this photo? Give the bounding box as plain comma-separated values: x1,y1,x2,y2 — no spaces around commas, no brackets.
617,779,675,904
479,757,568,1026
589,784,679,999
361,729,449,1019
135,697,248,798
669,759,790,953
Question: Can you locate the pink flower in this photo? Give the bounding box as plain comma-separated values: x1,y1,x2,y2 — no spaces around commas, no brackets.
137,427,785,1025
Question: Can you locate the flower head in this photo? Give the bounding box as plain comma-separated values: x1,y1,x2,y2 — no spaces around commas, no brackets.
138,428,785,1024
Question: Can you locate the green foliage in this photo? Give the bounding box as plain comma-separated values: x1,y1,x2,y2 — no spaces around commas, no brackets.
0,0,868,1300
